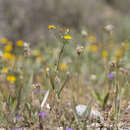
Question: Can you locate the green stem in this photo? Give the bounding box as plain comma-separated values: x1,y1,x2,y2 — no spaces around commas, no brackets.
56,43,65,71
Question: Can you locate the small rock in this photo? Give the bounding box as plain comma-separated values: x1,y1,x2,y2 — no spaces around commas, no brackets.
75,104,103,120
75,104,87,116
127,105,130,109
90,109,103,120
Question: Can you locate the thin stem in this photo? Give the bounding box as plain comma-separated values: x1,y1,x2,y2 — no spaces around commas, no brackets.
56,43,65,71
58,75,69,98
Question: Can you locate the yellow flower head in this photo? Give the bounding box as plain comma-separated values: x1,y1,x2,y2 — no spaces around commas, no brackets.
45,67,50,72
9,54,15,60
16,40,24,46
102,50,108,59
36,56,43,63
64,35,72,40
3,52,11,59
3,52,15,60
48,25,56,30
90,45,98,52
2,67,8,73
88,35,96,43
60,63,68,71
0,38,8,44
113,56,119,62
115,49,123,57
32,50,40,56
4,44,12,52
66,28,70,33
7,75,16,82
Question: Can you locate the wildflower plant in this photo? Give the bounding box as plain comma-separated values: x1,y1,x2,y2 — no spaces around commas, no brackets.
0,24,129,129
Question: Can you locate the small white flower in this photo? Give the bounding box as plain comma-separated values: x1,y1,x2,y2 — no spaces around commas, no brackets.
104,24,114,34
90,74,97,81
24,42,29,48
81,30,88,37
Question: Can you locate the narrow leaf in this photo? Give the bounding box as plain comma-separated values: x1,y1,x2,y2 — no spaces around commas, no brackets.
41,89,50,109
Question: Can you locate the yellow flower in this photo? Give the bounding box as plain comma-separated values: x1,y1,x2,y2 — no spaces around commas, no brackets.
0,38,8,44
115,49,123,57
4,44,12,52
46,67,50,72
88,35,96,43
113,56,119,62
60,63,68,71
2,52,15,60
2,67,8,73
48,25,56,30
64,35,72,40
102,50,108,59
90,45,98,52
7,75,16,82
16,40,24,46
3,52,11,59
9,54,15,60
32,50,40,56
66,28,70,33
36,56,43,62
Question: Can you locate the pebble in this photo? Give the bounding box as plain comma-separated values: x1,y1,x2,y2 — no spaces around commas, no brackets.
75,104,103,120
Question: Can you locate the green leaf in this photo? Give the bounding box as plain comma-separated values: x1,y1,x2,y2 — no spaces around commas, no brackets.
92,91,102,104
49,71,55,90
103,92,109,109
40,89,50,109
84,101,92,119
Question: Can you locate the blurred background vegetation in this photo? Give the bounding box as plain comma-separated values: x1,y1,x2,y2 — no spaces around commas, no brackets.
0,0,130,43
